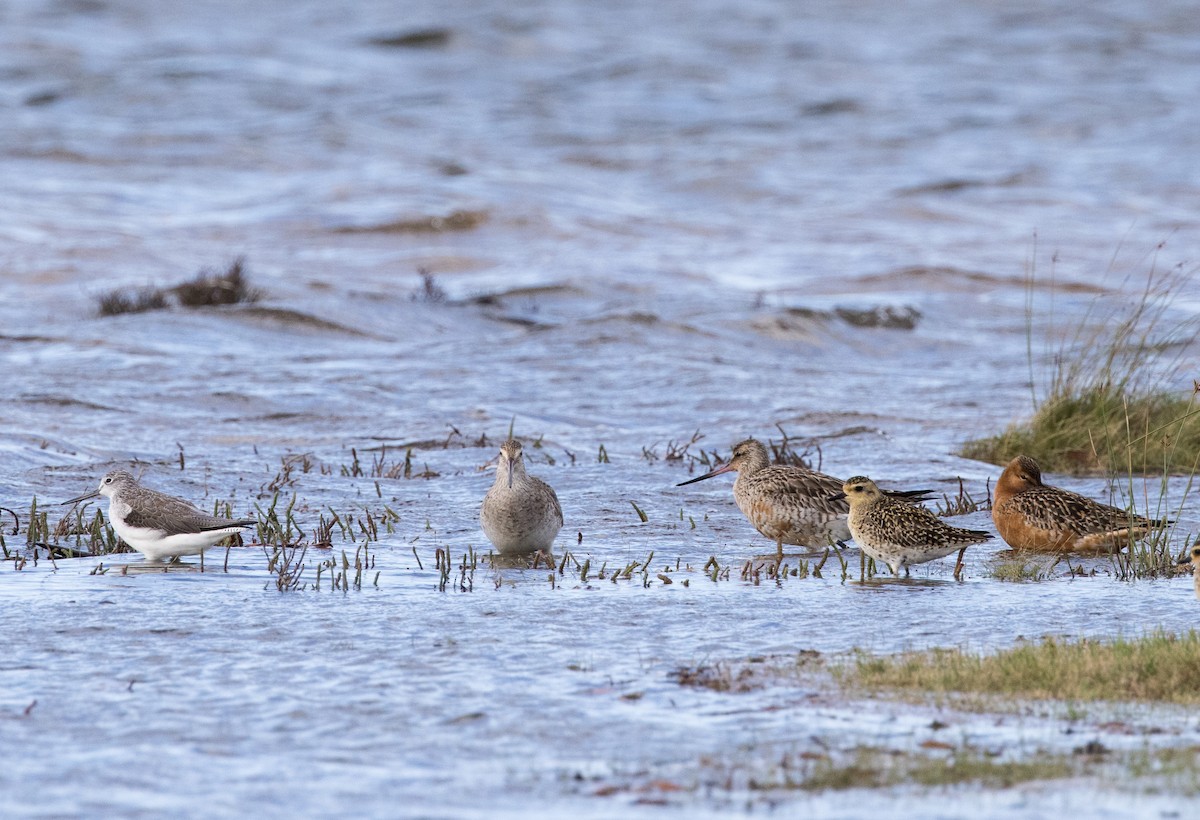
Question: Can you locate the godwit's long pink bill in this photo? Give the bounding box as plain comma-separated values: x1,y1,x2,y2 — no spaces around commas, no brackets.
675,463,735,487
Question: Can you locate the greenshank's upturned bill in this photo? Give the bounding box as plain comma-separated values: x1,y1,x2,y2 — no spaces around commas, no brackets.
676,438,930,560
993,455,1169,553
480,439,562,555
835,475,991,577
63,469,256,562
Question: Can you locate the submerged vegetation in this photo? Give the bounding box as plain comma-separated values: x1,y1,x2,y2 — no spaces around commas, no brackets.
97,257,262,316
594,742,1200,798
709,744,1078,793
660,633,1200,801
962,254,1200,475
659,632,1200,800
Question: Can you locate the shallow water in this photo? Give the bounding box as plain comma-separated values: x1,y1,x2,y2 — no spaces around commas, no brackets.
2,0,1200,816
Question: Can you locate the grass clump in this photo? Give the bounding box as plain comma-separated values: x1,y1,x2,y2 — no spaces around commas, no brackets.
962,386,1200,476
961,251,1200,475
97,287,168,316
172,257,260,307
411,269,447,303
839,630,1200,704
96,257,261,316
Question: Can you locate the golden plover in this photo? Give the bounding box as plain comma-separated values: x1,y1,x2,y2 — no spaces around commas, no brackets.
837,475,991,576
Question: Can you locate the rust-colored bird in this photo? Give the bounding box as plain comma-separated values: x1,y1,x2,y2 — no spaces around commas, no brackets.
992,455,1169,553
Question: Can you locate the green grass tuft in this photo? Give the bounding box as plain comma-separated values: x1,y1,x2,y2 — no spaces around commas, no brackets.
962,386,1200,475
961,252,1200,475
988,557,1054,582
839,630,1200,703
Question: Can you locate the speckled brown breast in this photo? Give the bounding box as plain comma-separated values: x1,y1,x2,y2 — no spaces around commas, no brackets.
992,500,1080,551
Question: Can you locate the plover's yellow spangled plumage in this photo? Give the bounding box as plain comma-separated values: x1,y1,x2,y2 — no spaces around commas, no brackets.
838,475,991,577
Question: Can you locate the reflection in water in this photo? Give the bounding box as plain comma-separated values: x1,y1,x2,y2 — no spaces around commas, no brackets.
486,551,557,571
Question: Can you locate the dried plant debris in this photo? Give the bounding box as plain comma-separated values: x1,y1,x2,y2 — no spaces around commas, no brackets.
411,270,447,303
754,304,921,338
96,258,262,316
367,28,452,49
801,98,861,116
834,305,921,330
333,209,487,234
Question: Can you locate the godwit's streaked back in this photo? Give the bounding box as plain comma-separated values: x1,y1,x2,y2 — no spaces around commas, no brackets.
480,439,563,555
837,475,991,577
992,455,1169,553
676,438,930,559
62,469,256,562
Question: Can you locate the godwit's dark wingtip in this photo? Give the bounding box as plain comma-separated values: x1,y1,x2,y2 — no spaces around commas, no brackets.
885,488,935,502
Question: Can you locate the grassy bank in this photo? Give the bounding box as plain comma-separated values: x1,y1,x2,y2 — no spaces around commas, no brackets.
839,630,1200,704
961,386,1200,475
674,631,1200,704
961,255,1200,475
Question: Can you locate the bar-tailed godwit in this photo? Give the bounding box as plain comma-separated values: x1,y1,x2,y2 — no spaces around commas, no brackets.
992,455,1169,552
62,469,256,562
480,439,563,555
676,438,930,559
836,475,991,576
